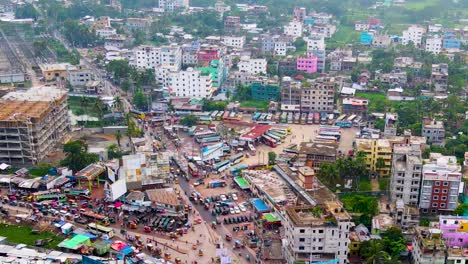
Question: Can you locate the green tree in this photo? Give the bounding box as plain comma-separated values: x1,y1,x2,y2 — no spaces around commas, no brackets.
121,79,130,95
268,151,276,165
233,84,252,101
33,40,47,56
453,203,468,216
15,3,39,20
115,131,122,147
374,118,385,131
375,157,386,176
106,60,132,81
107,144,123,159
60,140,99,171
381,227,407,257
360,239,388,264
202,100,227,111
112,96,124,112
180,115,198,127
133,90,148,111
63,19,99,48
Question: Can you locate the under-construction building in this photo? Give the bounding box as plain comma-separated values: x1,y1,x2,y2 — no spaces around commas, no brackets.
0,86,70,165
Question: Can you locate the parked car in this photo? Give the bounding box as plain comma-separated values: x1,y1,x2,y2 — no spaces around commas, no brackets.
232,194,238,201
229,208,235,214
220,195,227,201
234,206,240,214
239,204,246,212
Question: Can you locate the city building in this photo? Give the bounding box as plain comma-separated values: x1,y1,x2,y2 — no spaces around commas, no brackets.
299,77,335,113
360,32,373,45
280,77,302,111
283,203,352,264
95,27,117,38
222,36,245,49
419,153,462,214
158,0,189,12
198,59,224,88
238,57,267,75
431,63,449,94
67,65,97,88
250,82,280,102
104,34,129,49
197,45,223,65
120,152,171,190
341,98,368,117
133,44,182,71
355,21,370,31
0,86,70,165
305,34,326,73
125,17,150,31
422,118,445,145
349,224,371,257
412,227,446,264
390,144,423,205
371,34,392,47
298,141,338,169
443,33,462,50
393,200,420,231
261,35,292,56
355,138,392,177
168,68,215,98
296,54,318,74
278,57,298,76
297,166,315,190
425,35,443,54
181,43,200,66
224,16,241,33
383,113,398,138
402,25,426,46
293,7,307,21
284,20,303,38
39,63,74,82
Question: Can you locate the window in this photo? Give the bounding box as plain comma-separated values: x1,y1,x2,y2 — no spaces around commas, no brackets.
433,196,438,200
435,181,440,186
440,203,446,208
299,238,305,242
442,196,447,201
434,189,440,193
443,182,449,186
433,203,438,207
299,246,305,250
318,230,324,234
443,189,448,194
299,229,305,233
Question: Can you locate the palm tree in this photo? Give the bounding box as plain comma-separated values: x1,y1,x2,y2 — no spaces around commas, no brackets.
375,157,386,177
112,96,124,113
360,239,388,264
115,130,122,147
80,96,88,111
93,99,103,121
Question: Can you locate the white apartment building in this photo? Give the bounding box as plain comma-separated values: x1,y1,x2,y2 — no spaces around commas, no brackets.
425,35,443,54
96,27,117,38
67,66,96,87
222,36,245,49
284,20,303,38
283,203,352,264
419,153,462,214
305,34,326,51
133,45,181,71
168,68,215,98
238,57,267,75
428,24,443,33
158,0,189,12
390,144,423,206
402,25,426,46
355,22,369,31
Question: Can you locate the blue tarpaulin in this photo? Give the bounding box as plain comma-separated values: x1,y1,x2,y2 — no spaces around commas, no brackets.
251,198,270,213
81,232,98,240
120,245,133,255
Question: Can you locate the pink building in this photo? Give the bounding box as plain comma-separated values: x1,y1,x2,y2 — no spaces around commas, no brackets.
296,55,318,74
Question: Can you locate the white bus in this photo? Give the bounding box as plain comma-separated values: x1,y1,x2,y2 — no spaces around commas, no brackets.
88,223,115,238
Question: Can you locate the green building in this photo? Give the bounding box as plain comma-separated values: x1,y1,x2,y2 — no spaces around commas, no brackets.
251,83,280,101
198,59,224,87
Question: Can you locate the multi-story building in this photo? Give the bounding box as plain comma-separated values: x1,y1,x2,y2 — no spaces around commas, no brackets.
181,43,200,66
390,144,423,205
293,7,307,21
402,25,426,46
198,59,224,88
425,35,443,54
383,113,398,138
278,57,298,76
95,27,117,38
422,118,445,145
238,57,267,75
280,77,302,111
40,63,73,82
299,77,335,113
125,18,150,31
394,200,420,231
168,68,215,98
354,21,370,31
261,35,291,56
355,138,392,176
158,0,189,12
440,216,468,264
67,65,96,87
197,45,223,65
310,24,336,38
222,36,245,49
419,153,461,214
431,63,449,94
341,98,368,117
443,32,462,50
250,82,280,102
224,16,240,33
0,86,70,165
305,34,326,73
284,20,303,38
298,141,338,169
371,34,392,48
412,227,446,264
133,44,182,71
283,203,352,264
296,54,317,74
104,34,129,49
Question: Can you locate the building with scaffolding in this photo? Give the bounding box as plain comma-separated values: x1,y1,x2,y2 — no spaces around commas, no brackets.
0,86,70,165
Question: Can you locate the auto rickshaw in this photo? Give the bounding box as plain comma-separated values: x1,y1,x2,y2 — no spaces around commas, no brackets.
225,234,232,241
175,257,182,264
144,226,152,233
169,232,178,239
198,249,204,256
194,218,202,225
211,221,217,229
129,222,137,229
164,252,171,260
192,243,197,250
155,247,162,257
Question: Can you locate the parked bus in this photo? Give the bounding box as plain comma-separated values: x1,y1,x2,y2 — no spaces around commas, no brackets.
222,111,230,120
346,114,357,122
262,135,277,148
294,112,300,124
307,112,314,124
81,211,110,226
213,160,230,173
130,109,146,119
197,136,221,144
229,153,245,165
31,190,65,202
287,112,293,123
301,113,307,124
211,111,218,119
336,114,347,122
65,189,91,200
314,112,320,124
248,143,256,154
88,223,115,238
334,121,352,128
269,130,286,139
315,135,338,143
318,131,341,141
266,132,282,143
188,162,200,177
280,112,288,123
252,113,261,121
216,111,224,121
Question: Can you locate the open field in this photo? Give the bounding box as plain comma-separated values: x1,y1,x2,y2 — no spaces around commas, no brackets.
0,223,62,249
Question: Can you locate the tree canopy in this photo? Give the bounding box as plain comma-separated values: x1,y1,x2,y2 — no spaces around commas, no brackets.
180,115,198,127
60,140,99,172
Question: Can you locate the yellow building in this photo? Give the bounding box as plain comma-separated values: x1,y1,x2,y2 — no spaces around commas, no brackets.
355,138,392,176
40,63,76,81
